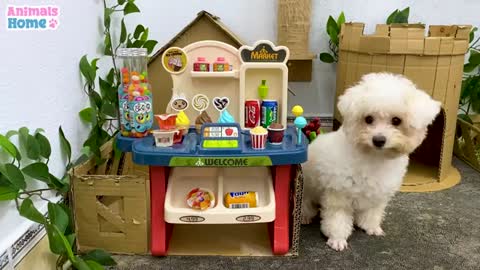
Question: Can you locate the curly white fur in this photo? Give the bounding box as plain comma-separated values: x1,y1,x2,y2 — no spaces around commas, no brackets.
302,73,441,251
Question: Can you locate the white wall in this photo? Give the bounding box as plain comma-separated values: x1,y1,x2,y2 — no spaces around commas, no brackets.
129,0,479,117
0,0,479,254
0,0,102,254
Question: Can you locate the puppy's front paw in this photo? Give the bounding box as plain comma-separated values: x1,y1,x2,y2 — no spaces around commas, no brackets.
366,227,385,236
326,238,348,251
301,215,313,225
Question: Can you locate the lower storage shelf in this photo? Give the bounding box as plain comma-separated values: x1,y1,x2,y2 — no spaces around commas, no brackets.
164,167,275,224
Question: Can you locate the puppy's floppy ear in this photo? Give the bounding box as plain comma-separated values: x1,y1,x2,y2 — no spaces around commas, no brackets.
337,84,362,118
407,88,442,129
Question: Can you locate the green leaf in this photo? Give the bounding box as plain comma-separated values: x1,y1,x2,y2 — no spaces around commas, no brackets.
81,146,92,157
26,135,40,160
59,126,72,165
133,24,145,39
386,9,399,24
126,35,133,48
101,101,117,117
90,91,103,110
124,2,140,15
79,56,95,84
118,0,126,4
86,260,104,270
6,130,18,138
45,223,65,255
34,128,45,134
320,52,335,63
132,39,145,48
22,163,50,182
72,257,91,270
470,27,478,43
142,40,158,54
458,114,473,124
106,68,115,84
469,51,480,65
337,12,345,30
82,249,117,266
104,34,113,56
48,173,67,192
326,16,339,36
66,233,75,248
397,7,410,23
0,134,17,158
140,28,149,41
464,63,478,73
20,198,46,224
79,108,95,124
4,164,26,190
326,16,339,44
104,8,113,29
35,133,51,160
120,19,127,43
99,77,115,102
0,185,18,201
18,127,29,150
48,203,69,234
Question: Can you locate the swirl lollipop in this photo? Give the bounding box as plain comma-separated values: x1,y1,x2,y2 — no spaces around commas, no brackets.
192,94,209,114
192,94,212,134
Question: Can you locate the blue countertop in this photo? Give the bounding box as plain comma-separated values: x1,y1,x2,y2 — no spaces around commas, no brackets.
116,125,308,167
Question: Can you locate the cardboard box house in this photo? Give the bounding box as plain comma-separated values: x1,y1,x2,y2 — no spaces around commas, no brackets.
277,0,315,81
334,23,471,192
148,10,244,115
72,141,150,254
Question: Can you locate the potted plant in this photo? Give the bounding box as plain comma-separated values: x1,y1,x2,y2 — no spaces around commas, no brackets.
455,27,480,171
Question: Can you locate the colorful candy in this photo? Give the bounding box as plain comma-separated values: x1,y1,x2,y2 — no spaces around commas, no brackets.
187,188,215,210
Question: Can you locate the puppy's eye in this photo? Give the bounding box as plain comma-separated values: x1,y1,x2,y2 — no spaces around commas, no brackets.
365,115,374,124
392,117,402,126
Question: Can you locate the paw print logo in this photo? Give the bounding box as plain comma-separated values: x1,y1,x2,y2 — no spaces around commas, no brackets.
49,19,58,29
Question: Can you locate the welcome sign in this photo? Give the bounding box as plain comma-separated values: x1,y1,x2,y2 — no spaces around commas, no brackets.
6,5,60,31
169,156,273,167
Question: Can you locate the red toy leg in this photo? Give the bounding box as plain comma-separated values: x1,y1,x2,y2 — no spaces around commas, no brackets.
149,166,172,256
270,165,292,255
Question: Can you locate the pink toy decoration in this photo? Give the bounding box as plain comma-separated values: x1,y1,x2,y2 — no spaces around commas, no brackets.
193,57,210,72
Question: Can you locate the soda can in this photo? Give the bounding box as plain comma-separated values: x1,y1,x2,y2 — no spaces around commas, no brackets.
245,99,261,128
224,191,258,209
261,100,278,128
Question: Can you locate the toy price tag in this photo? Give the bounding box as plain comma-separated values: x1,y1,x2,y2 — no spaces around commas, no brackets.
203,126,238,138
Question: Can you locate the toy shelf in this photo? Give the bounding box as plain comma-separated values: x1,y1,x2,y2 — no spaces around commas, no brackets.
165,167,275,224
190,70,239,79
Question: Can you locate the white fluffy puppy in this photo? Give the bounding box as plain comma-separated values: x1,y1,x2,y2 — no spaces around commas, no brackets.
302,72,441,251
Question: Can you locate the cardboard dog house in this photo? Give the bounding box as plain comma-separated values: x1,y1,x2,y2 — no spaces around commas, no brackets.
334,23,471,192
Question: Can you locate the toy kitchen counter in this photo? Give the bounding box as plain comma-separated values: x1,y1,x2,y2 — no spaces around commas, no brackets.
116,40,309,256
116,123,307,256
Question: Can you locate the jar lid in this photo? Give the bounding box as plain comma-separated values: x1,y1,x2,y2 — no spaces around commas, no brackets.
216,57,225,61
116,48,130,57
197,57,206,61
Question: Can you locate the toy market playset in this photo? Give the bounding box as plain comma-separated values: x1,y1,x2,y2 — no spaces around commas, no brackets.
108,40,308,256
148,10,245,116
334,23,471,192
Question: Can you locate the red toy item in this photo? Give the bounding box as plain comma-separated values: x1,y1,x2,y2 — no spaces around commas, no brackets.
302,117,322,143
193,57,210,72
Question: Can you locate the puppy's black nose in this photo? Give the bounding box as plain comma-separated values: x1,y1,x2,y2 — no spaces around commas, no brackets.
372,135,386,148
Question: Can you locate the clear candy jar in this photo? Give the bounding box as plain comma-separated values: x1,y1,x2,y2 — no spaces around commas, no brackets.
119,48,154,138
117,48,132,136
